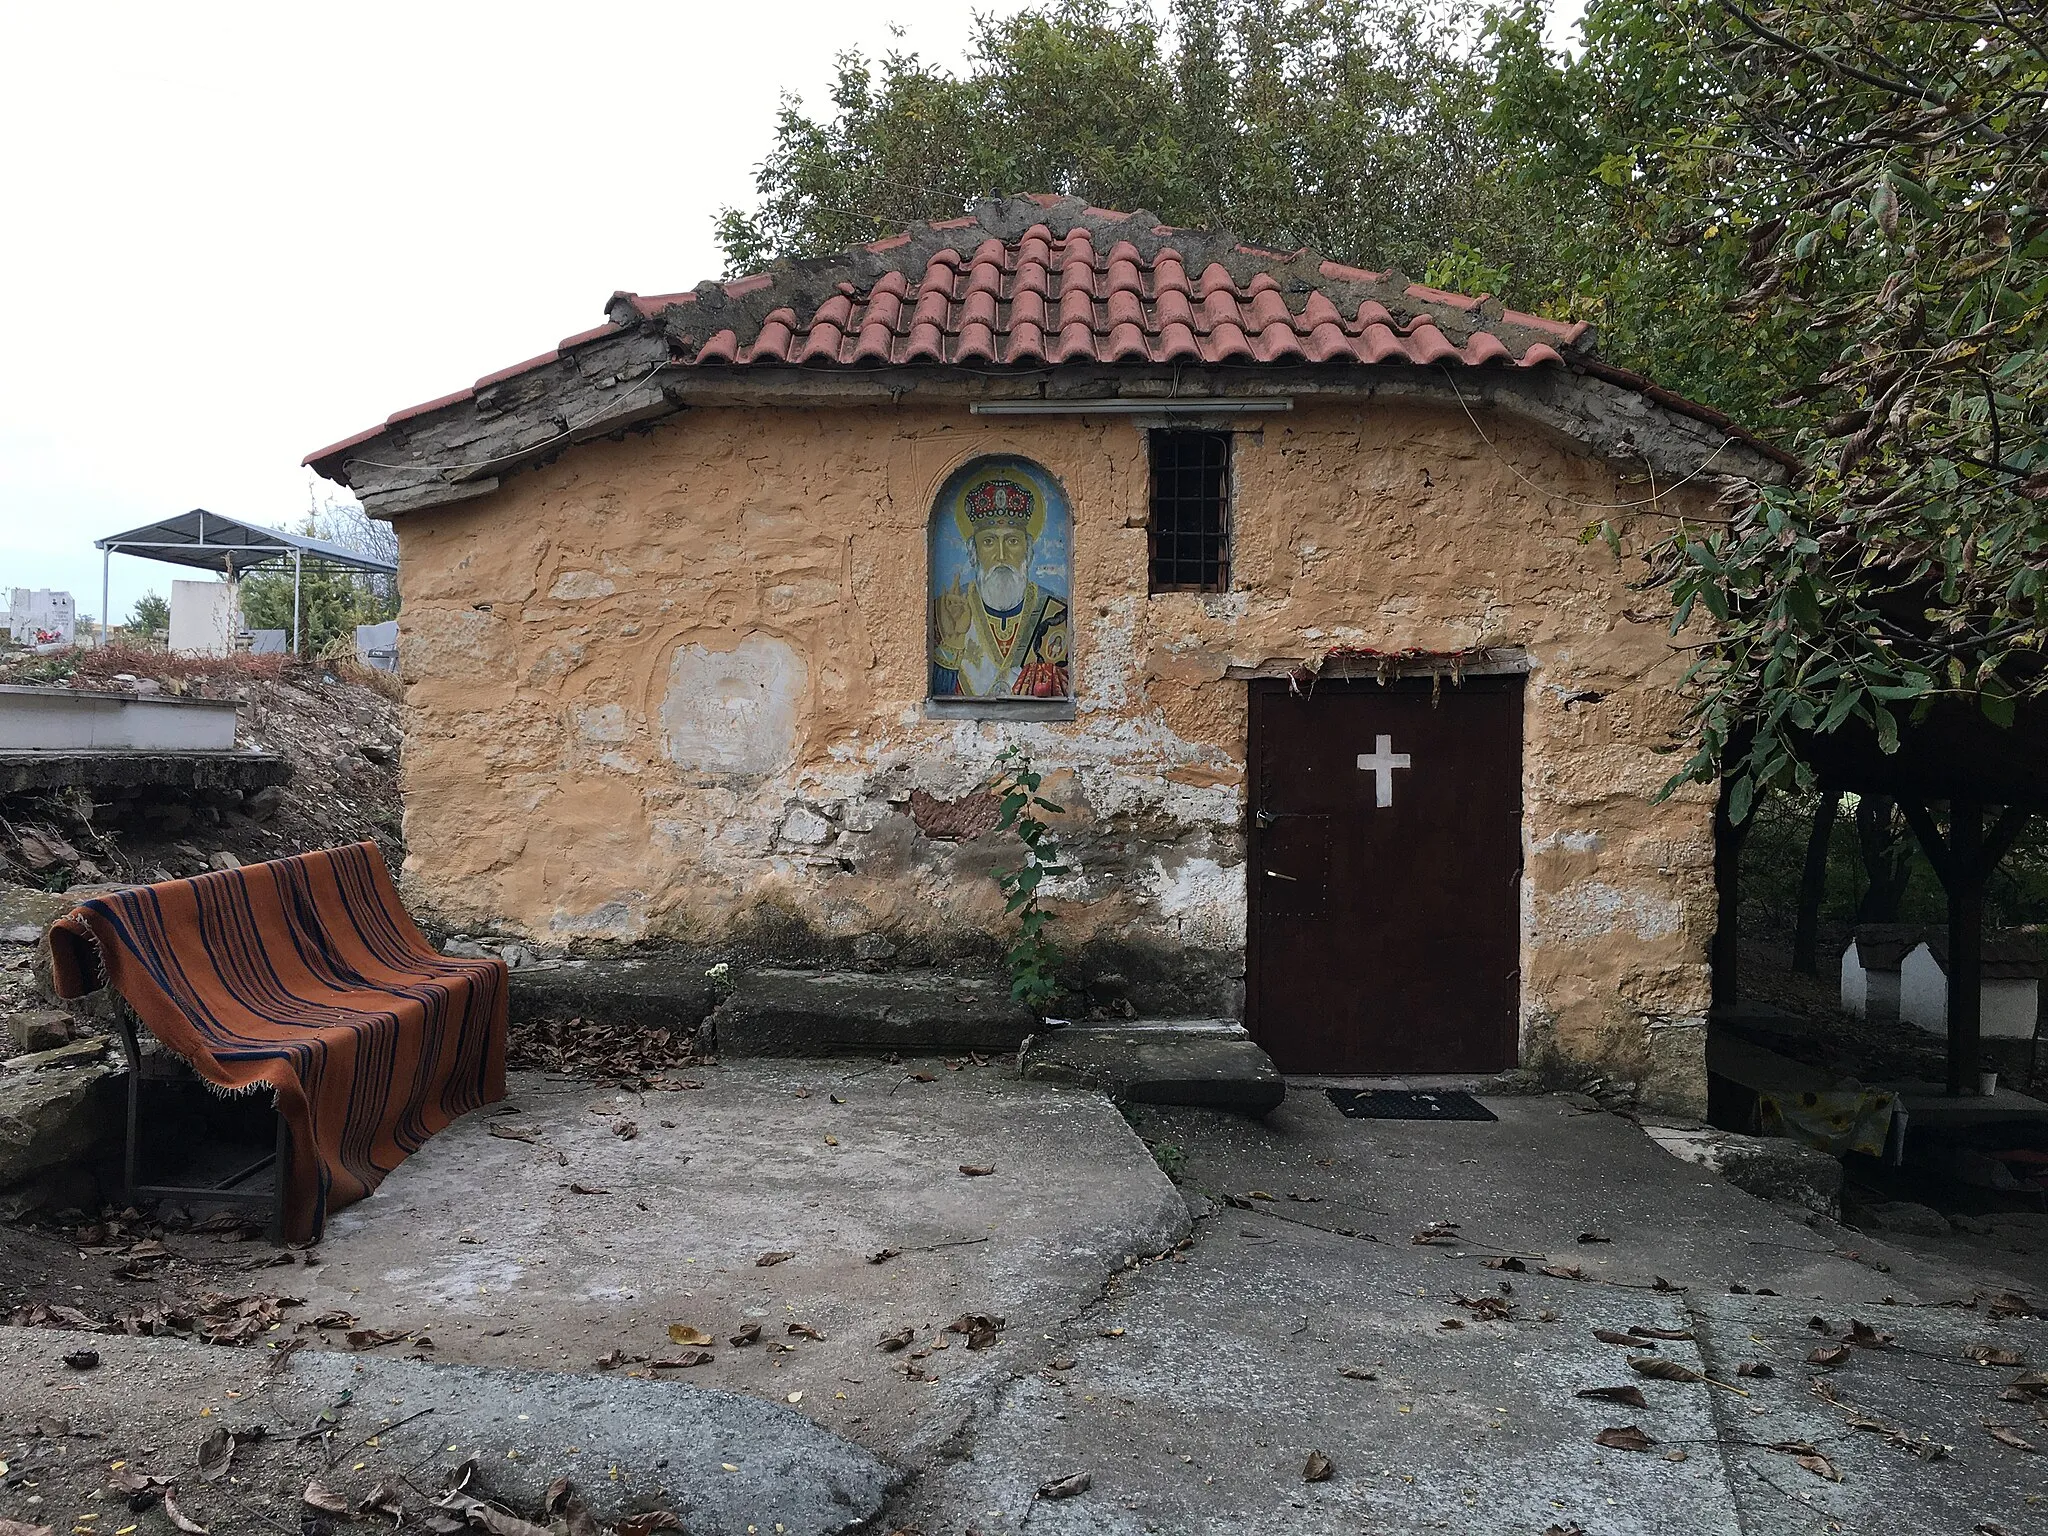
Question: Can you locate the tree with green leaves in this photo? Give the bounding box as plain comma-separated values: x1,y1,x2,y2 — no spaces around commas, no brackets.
1628,1,2048,813
717,1,1597,320
125,590,169,640
238,500,399,656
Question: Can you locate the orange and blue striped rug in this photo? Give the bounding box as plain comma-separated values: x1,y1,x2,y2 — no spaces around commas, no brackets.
48,841,507,1242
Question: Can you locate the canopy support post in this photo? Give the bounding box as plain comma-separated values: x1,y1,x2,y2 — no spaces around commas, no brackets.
292,548,303,656
100,548,111,649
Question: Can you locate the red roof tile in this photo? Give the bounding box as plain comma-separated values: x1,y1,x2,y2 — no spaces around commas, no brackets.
601,209,1583,372
307,195,1772,472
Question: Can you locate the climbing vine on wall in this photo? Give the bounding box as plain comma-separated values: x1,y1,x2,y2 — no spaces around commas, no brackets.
991,744,1069,1012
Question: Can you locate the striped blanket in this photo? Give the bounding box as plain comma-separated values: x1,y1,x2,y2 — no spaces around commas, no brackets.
47,842,507,1242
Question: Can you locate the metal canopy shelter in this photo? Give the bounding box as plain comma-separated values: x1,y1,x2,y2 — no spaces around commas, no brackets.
95,508,396,656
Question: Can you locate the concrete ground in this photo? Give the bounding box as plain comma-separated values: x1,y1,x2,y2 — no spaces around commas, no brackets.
3,1065,2045,1536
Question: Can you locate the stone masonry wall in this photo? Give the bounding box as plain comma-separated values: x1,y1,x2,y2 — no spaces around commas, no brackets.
393,397,1719,1110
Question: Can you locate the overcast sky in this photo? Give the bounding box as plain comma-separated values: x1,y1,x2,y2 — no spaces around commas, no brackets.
0,1,1584,625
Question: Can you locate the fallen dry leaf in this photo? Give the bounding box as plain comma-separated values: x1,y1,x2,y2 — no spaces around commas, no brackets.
867,1248,901,1264
1593,1329,1645,1348
1984,1424,2038,1453
1576,1386,1649,1408
487,1123,541,1144
908,1071,936,1082
651,1351,713,1369
1629,1326,1695,1342
302,1479,349,1514
611,1119,639,1140
0,1516,55,1536
567,1183,610,1196
162,1489,209,1534
1808,1343,1853,1367
1036,1472,1091,1500
1968,1344,2027,1367
62,1349,99,1370
1737,1362,1775,1379
1483,1256,1527,1272
432,1491,553,1536
346,1327,407,1350
1577,1231,1611,1244
1847,1319,1893,1349
1302,1450,1334,1482
788,1322,826,1341
667,1325,714,1347
729,1323,762,1347
1411,1222,1461,1246
1338,1366,1377,1380
611,1516,683,1536
1540,1264,1587,1282
756,1251,795,1267
1629,1357,1704,1383
960,1165,995,1177
196,1427,233,1483
361,1480,406,1524
1594,1425,1656,1452
879,1327,917,1352
947,1313,1004,1350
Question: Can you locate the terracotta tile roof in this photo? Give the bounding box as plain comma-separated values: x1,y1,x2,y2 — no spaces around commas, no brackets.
607,204,1586,371
307,194,1772,472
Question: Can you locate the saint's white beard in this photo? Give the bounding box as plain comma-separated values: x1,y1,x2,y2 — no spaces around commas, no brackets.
978,563,1026,612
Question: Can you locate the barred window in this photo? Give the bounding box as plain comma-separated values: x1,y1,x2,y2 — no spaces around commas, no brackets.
1148,429,1232,593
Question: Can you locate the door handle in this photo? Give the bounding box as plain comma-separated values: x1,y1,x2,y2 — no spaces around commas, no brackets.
1264,870,1298,882
1255,809,1276,829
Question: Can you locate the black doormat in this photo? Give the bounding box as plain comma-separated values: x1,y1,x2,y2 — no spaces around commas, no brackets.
1327,1089,1498,1122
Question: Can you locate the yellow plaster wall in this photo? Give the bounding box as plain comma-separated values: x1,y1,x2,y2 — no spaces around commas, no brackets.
394,397,1719,1108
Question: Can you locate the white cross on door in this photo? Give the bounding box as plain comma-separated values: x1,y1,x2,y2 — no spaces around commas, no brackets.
1355,733,1411,807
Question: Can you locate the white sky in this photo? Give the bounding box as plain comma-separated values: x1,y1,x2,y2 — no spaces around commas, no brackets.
0,1,1585,625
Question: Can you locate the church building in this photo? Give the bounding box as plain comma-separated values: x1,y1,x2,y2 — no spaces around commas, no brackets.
307,195,1786,1111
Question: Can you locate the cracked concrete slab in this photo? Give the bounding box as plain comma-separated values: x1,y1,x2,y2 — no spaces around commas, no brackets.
0,1327,894,1535
885,1091,2044,1535
7,1066,2043,1535
290,1061,1188,1469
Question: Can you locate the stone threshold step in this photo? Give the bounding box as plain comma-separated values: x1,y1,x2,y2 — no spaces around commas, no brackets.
1023,1023,1284,1115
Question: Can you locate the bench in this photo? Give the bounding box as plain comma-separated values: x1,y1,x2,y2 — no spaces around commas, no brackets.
47,842,508,1242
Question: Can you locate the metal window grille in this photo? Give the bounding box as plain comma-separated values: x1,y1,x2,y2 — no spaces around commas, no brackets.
1148,430,1232,592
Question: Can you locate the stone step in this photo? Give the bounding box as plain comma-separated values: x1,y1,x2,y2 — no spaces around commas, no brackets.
708,969,1037,1057
507,952,723,1040
1022,1019,1286,1114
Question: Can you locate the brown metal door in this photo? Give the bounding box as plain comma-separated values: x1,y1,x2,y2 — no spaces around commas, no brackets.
1248,677,1523,1074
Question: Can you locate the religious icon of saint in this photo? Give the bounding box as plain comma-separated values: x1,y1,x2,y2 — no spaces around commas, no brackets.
930,461,1072,699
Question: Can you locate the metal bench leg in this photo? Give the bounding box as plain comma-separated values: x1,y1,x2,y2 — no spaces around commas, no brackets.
270,1097,290,1246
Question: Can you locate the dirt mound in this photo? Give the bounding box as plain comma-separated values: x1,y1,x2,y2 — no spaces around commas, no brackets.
0,645,403,886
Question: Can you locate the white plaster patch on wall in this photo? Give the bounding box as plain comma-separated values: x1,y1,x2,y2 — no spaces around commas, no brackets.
550,570,617,600
1080,594,1138,710
1531,829,1601,854
1143,855,1246,949
1535,881,1681,944
597,751,640,776
660,634,806,775
572,702,631,744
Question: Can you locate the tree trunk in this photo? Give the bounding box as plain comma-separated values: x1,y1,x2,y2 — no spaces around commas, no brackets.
1711,773,1750,1010
1946,799,1985,1096
1854,794,1913,922
1900,800,2028,1097
1792,787,1841,975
